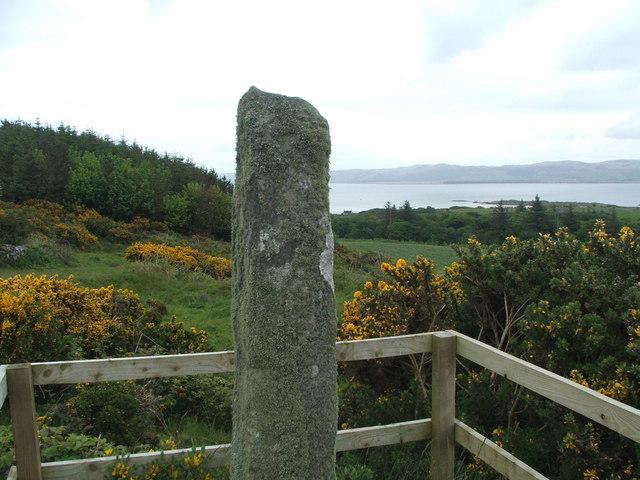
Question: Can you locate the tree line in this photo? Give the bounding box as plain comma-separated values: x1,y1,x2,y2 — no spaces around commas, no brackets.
0,120,232,239
332,195,633,244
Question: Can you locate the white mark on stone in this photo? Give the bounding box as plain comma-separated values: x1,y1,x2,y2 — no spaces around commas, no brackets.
319,214,334,291
268,262,291,277
258,229,279,253
311,365,319,377
299,177,311,190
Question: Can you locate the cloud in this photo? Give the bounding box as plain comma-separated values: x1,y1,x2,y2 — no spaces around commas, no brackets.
606,113,640,140
1,0,639,173
423,0,546,64
563,3,640,71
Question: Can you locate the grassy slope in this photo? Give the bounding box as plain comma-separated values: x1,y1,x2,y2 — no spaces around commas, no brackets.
0,243,234,350
337,239,457,270
0,241,398,350
0,239,454,351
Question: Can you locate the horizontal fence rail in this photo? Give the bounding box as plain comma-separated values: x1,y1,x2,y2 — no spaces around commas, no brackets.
38,419,432,480
452,330,640,443
5,330,640,480
30,332,434,385
454,420,547,480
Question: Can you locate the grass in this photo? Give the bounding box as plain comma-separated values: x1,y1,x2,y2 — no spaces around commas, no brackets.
337,239,457,271
0,241,382,349
0,238,454,349
0,243,233,349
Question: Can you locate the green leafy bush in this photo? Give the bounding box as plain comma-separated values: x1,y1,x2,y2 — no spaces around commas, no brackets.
0,422,125,473
67,382,155,446
160,375,233,429
0,207,31,244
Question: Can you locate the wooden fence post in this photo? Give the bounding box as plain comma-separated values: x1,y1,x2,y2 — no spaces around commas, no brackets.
7,364,42,480
431,332,456,479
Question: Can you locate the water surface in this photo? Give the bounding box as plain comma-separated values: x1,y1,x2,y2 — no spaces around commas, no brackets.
329,183,640,213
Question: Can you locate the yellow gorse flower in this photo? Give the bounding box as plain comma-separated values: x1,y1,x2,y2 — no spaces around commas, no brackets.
125,242,231,279
339,256,461,341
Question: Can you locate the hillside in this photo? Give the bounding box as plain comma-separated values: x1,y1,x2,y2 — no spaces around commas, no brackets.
0,120,232,239
329,159,640,184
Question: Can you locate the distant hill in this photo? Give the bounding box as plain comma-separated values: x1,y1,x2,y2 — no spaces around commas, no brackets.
329,160,640,184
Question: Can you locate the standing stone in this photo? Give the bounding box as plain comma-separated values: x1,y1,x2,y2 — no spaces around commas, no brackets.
231,87,337,479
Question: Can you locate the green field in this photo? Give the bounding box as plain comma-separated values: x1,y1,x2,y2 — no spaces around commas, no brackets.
0,239,455,352
337,239,457,270
0,244,234,350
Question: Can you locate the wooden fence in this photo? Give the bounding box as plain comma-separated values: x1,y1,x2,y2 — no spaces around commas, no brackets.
2,330,640,479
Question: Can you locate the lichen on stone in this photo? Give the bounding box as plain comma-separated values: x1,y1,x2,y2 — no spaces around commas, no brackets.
231,86,337,479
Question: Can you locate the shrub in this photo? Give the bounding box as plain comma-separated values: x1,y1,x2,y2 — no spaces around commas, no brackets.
53,223,99,249
125,242,231,279
0,274,208,363
336,462,374,480
77,208,117,238
0,421,125,473
336,445,436,480
339,223,640,478
67,382,155,446
338,378,426,430
338,257,462,341
0,244,27,264
160,375,233,429
108,450,230,480
0,206,31,244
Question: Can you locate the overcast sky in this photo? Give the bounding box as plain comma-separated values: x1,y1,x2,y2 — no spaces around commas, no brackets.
1,0,639,174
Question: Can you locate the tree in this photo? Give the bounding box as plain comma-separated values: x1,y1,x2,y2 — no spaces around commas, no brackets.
399,200,413,222
562,204,579,232
490,201,511,241
162,192,192,232
387,220,417,241
104,156,140,219
185,182,232,240
65,150,105,209
528,195,551,234
383,201,395,233
0,119,230,224
10,148,48,200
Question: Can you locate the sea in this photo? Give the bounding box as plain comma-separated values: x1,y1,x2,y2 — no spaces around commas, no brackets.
328,183,640,214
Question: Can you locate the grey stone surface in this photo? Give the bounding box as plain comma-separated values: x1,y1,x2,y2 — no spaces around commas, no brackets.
0,244,27,263
231,87,337,479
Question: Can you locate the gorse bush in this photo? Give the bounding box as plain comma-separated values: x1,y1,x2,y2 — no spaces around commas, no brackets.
339,257,462,341
19,199,99,250
339,222,640,479
0,274,208,363
125,242,231,279
0,200,170,255
108,450,229,480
